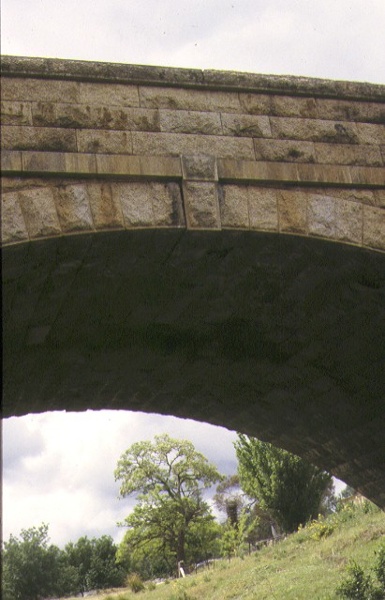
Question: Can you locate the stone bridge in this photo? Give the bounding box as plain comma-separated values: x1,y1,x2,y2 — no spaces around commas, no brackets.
1,56,385,506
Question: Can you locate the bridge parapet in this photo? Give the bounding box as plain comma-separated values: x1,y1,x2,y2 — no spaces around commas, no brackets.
1,56,384,250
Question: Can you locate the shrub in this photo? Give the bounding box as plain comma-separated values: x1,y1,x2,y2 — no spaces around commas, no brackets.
336,545,385,600
126,572,145,593
373,545,385,592
336,562,378,599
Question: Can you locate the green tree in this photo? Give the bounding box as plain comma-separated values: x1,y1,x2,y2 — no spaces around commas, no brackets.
115,434,223,573
63,535,125,593
2,524,63,600
235,434,332,533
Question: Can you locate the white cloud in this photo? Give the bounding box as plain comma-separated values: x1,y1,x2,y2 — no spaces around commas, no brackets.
1,0,384,82
2,411,238,547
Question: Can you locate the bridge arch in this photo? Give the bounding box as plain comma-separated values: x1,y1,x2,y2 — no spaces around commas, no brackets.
1,57,385,507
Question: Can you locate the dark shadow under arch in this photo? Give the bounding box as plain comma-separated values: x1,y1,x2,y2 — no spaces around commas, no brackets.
3,229,385,506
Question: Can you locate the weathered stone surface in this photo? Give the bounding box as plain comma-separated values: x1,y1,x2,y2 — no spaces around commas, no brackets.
181,155,218,181
363,206,385,250
18,187,62,238
77,129,133,154
53,184,94,232
374,190,385,208
315,142,383,167
307,194,362,242
132,132,255,159
1,191,29,243
78,82,140,106
183,181,220,228
113,182,155,227
278,190,307,234
152,182,185,227
315,98,385,123
1,150,22,171
334,199,362,244
248,188,278,231
2,125,77,152
220,184,249,228
159,109,222,134
1,101,33,125
254,139,316,163
356,123,385,145
87,182,124,229
1,77,79,102
272,95,317,118
139,86,241,112
221,113,271,137
270,117,360,144
32,102,159,131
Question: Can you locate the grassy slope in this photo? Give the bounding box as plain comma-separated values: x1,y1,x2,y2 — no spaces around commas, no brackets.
64,505,385,600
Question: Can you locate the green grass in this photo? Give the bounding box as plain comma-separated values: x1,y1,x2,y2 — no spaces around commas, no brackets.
61,504,385,600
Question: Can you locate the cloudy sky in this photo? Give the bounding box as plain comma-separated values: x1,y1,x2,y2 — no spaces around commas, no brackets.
2,0,384,549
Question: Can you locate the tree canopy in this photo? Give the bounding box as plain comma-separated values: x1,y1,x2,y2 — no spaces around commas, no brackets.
115,434,223,571
235,434,333,533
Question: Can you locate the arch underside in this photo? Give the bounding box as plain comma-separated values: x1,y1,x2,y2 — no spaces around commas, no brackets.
3,229,385,506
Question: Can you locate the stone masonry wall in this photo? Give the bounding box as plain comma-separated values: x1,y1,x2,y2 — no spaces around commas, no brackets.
1,56,385,250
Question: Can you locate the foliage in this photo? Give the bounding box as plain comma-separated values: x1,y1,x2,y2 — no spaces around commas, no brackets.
115,434,222,573
63,534,126,593
2,524,125,600
1,523,63,600
234,433,333,533
220,509,259,559
336,555,385,600
214,474,246,527
126,572,145,593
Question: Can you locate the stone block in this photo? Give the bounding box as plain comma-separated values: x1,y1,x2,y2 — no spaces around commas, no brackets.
278,190,307,234
271,96,317,118
1,101,32,125
53,184,94,232
270,117,359,144
315,143,383,167
18,187,62,238
139,86,241,113
95,154,181,178
33,103,160,131
78,82,140,107
1,126,77,152
159,109,222,135
181,155,218,181
112,182,154,227
1,77,79,103
87,182,124,229
238,93,272,115
1,191,29,243
374,190,385,208
363,206,385,250
22,151,67,172
308,195,336,239
133,132,255,160
152,182,185,227
356,123,385,145
254,139,315,162
220,185,249,228
64,153,97,174
333,199,362,244
183,182,220,229
316,99,370,122
248,188,278,231
77,129,133,154
1,150,22,172
221,114,271,137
